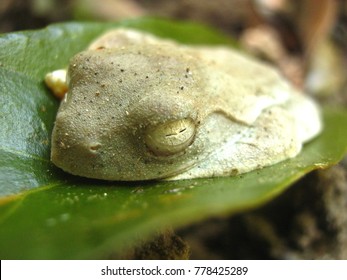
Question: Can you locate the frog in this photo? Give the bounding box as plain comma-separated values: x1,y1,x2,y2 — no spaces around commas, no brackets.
46,28,322,181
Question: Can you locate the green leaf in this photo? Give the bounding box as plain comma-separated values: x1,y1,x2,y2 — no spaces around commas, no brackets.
0,18,347,259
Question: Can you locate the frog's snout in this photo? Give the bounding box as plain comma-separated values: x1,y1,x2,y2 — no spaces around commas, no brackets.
50,112,105,177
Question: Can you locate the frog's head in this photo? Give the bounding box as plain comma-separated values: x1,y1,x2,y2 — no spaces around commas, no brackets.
51,46,228,180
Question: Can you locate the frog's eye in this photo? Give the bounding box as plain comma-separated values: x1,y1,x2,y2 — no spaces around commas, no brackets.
144,118,196,156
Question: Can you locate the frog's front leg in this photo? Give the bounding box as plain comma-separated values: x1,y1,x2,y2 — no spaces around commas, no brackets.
44,69,68,99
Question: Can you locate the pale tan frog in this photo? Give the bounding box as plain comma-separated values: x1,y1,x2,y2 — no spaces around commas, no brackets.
46,29,321,181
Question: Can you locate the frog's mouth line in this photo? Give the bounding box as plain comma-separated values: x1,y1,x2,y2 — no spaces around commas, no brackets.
156,162,199,181
155,144,225,181
147,145,215,181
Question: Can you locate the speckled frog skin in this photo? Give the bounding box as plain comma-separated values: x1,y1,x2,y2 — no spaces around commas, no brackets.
50,29,321,181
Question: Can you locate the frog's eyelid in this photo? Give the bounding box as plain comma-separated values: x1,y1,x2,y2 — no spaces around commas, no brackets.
145,118,196,156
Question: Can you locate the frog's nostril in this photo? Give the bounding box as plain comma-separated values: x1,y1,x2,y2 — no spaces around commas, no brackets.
89,142,102,152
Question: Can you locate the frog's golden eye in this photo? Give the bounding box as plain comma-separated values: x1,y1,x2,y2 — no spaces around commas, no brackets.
144,118,196,156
